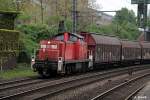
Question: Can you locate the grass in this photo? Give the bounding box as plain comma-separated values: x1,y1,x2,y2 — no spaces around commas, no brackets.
0,64,37,79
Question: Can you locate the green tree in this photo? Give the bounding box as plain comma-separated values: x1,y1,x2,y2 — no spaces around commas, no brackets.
114,8,136,25
111,8,139,40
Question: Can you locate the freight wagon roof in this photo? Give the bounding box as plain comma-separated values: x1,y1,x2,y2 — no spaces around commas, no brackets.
121,40,140,48
140,41,150,48
91,34,121,45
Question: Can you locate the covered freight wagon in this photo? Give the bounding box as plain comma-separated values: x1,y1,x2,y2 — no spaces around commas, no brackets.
80,32,121,64
121,40,141,64
140,41,150,63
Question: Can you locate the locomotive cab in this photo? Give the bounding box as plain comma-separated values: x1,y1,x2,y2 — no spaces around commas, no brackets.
32,32,90,77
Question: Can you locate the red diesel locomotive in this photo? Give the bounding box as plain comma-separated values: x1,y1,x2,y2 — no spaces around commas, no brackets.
32,32,93,77
32,32,150,77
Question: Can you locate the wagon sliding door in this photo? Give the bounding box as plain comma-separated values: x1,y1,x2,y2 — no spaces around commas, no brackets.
95,44,121,64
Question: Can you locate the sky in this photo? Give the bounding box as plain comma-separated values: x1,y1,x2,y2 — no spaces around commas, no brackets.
96,0,138,16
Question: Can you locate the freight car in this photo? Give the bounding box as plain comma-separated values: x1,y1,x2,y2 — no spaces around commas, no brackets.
80,32,121,65
140,41,150,63
32,32,150,77
121,40,141,65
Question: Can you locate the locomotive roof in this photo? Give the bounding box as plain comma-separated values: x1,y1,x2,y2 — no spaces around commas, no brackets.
55,32,84,39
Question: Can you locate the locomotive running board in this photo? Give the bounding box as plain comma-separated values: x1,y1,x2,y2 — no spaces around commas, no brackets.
64,59,90,64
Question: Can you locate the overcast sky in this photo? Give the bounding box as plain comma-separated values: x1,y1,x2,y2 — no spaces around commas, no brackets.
96,0,138,16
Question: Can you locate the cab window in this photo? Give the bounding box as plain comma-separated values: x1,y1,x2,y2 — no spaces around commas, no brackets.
69,35,78,42
78,38,84,44
54,35,64,41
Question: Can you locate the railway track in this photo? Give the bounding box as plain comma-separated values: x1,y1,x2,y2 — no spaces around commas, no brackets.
124,85,145,100
0,78,45,92
0,65,148,100
91,72,150,100
0,77,34,86
0,77,44,92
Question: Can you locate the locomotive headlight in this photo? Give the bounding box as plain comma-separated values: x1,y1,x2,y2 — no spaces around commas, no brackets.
48,41,51,44
51,44,58,49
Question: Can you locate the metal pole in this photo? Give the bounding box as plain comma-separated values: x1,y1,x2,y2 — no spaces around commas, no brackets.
72,0,77,33
144,0,147,41
64,0,67,19
40,0,44,24
143,0,148,41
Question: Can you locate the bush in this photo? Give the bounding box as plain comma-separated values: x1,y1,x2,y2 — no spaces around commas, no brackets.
17,24,57,42
16,24,58,63
17,31,37,63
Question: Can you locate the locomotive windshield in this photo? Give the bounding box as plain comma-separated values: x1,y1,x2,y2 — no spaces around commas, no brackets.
54,33,83,42
55,35,64,41
68,35,78,42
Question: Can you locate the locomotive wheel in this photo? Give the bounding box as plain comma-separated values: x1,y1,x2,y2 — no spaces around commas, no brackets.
38,71,44,78
66,65,71,75
38,69,50,78
82,63,88,72
43,70,50,77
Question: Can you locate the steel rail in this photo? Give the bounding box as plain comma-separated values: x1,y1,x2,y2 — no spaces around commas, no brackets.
0,65,149,100
91,73,150,100
0,79,44,92
0,67,133,100
124,85,146,100
0,77,33,86
32,68,150,100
